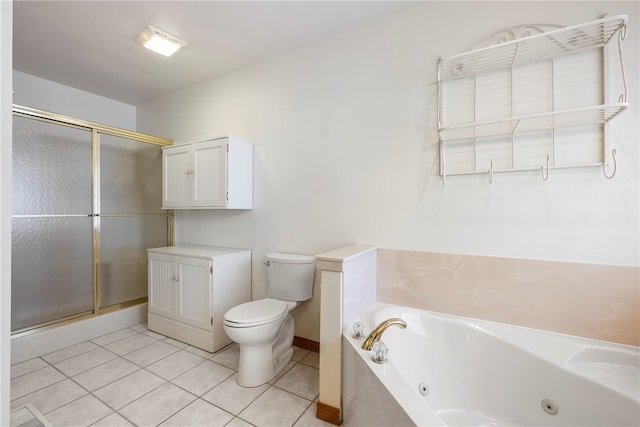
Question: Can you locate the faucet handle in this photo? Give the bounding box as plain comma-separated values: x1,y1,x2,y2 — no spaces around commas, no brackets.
371,341,388,364
352,321,365,340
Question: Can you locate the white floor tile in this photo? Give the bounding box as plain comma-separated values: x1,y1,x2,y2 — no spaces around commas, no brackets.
161,337,190,349
159,398,234,427
210,344,239,370
299,352,320,369
93,368,166,409
53,347,118,377
45,394,112,427
144,329,168,340
123,340,180,367
146,349,205,380
104,332,157,356
269,361,296,385
292,346,311,362
72,358,139,391
202,374,269,415
239,387,311,427
119,383,196,426
274,364,319,401
172,360,234,396
11,333,321,427
129,322,148,333
91,328,138,346
10,358,47,379
10,366,66,400
225,417,255,427
294,402,337,427
185,345,215,358
90,412,134,426
42,341,98,364
10,378,87,415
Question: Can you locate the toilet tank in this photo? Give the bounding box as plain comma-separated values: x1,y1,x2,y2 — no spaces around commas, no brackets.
266,252,315,301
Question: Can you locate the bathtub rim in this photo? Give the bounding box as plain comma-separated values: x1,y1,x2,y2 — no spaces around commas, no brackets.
343,302,640,425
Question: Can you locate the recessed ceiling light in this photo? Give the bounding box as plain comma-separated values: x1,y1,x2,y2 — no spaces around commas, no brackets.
136,25,187,57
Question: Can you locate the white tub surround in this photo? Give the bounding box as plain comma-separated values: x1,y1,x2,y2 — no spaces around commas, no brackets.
377,249,640,346
344,303,640,427
316,244,377,426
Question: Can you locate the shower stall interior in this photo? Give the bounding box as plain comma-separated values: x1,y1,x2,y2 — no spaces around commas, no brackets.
11,106,173,334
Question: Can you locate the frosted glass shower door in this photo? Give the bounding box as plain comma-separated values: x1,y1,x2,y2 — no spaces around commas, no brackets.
12,105,173,333
99,135,168,308
12,116,94,331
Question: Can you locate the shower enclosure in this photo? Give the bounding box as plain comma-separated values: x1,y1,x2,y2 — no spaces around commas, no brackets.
11,105,173,333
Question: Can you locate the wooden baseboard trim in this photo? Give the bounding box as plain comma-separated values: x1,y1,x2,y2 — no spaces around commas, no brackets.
316,401,341,425
293,336,319,353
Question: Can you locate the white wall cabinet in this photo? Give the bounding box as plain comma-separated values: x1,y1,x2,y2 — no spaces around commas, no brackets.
162,136,253,209
147,245,251,352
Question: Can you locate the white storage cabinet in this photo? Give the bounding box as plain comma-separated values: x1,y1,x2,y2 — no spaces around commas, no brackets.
162,136,253,209
147,245,251,352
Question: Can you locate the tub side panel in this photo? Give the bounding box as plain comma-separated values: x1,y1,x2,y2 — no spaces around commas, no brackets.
342,337,416,427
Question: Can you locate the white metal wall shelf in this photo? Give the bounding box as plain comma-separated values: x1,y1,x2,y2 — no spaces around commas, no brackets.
437,14,629,183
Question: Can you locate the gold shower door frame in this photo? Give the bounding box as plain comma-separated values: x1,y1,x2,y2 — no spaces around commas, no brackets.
12,105,174,336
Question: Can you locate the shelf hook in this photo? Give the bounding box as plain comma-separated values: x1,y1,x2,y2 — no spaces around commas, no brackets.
617,24,628,104
542,154,550,181
489,160,494,184
603,149,617,179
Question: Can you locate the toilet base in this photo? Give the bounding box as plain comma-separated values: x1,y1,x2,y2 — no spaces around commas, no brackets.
235,315,295,387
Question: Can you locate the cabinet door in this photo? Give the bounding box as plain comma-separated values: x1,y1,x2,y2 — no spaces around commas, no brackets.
192,139,228,207
162,145,192,208
176,256,212,331
148,253,177,318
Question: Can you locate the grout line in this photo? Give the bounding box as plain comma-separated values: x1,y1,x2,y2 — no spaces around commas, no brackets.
292,399,316,427
42,388,88,417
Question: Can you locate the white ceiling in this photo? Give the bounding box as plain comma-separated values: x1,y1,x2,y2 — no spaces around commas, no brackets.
13,1,427,106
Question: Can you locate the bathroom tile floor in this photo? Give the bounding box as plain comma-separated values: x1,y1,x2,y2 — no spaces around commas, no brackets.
10,323,336,427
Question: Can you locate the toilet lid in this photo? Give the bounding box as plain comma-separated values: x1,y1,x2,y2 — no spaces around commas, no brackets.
224,299,289,328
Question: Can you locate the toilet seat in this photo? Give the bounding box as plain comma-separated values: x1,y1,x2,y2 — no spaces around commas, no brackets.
224,298,289,328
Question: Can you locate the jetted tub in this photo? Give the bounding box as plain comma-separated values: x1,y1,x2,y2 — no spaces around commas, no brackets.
343,303,640,426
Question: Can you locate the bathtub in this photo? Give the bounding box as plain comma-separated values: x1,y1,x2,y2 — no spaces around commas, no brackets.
342,303,640,426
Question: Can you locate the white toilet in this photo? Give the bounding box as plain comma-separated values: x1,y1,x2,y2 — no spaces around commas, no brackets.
223,252,315,387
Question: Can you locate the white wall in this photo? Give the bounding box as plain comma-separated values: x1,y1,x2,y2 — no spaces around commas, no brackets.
0,1,12,424
13,71,136,130
137,1,639,340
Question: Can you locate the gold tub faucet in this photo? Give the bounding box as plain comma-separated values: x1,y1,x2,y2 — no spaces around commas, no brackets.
361,318,407,350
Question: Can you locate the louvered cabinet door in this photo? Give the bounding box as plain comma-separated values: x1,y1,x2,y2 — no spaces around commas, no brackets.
147,246,250,352
192,139,228,207
176,256,213,331
162,144,192,208
148,253,177,318
162,136,252,209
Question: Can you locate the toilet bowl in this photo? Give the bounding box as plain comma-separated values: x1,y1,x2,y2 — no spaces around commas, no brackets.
223,252,315,387
224,298,297,387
